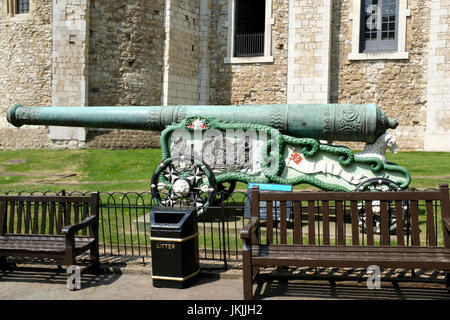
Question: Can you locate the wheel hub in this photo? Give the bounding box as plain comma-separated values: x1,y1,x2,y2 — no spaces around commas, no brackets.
173,179,191,197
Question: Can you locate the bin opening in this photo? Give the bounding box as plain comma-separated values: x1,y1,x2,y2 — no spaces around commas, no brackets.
153,211,185,224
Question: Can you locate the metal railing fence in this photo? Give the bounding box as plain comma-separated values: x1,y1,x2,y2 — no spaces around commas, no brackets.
1,188,443,269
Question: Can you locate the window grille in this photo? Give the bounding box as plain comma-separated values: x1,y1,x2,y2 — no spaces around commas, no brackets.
233,0,265,57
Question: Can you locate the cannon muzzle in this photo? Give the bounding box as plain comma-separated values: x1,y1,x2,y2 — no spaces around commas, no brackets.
6,103,398,143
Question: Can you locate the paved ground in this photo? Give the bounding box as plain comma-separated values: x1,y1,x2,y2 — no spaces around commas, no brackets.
0,268,242,300
1,260,449,301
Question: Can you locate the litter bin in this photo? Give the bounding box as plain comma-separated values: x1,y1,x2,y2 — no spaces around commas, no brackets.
150,208,200,288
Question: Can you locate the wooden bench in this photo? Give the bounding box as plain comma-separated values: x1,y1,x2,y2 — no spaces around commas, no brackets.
241,184,450,299
0,192,100,284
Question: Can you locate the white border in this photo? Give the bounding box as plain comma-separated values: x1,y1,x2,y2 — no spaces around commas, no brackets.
348,0,410,61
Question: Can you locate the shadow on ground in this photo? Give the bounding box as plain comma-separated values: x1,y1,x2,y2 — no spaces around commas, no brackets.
255,279,450,300
0,266,121,290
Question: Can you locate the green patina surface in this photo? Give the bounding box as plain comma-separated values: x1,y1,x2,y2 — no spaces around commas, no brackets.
8,103,397,144
161,117,411,192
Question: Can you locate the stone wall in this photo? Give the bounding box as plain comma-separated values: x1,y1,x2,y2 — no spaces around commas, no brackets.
162,0,200,105
85,129,160,149
86,0,165,149
425,0,450,151
50,0,89,147
88,0,165,106
287,0,332,104
0,0,52,150
330,0,431,151
209,0,288,105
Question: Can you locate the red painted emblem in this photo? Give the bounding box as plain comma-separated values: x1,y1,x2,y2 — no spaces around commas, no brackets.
290,150,303,165
186,118,210,129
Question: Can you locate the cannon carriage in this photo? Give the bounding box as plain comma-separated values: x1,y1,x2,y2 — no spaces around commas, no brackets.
7,103,411,227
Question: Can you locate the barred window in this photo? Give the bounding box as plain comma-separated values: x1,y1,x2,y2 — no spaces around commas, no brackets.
360,0,398,52
16,0,29,14
233,0,265,57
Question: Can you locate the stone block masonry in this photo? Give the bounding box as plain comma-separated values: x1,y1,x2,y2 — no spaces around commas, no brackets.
0,0,52,150
88,0,165,106
50,0,89,147
287,0,332,104
162,0,200,105
425,0,450,151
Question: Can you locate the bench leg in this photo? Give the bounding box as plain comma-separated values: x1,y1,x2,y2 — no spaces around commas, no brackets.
0,257,15,270
89,244,100,274
242,251,253,300
446,272,450,293
0,257,6,270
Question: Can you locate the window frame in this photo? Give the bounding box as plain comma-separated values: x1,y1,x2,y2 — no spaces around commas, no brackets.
348,0,410,61
225,0,274,64
4,0,32,19
16,0,30,14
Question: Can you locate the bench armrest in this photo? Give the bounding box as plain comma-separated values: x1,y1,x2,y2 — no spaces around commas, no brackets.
62,215,97,237
241,217,260,240
443,217,450,233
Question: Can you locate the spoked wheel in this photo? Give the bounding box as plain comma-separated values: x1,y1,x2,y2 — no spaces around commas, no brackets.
151,155,216,214
354,178,409,234
214,181,237,205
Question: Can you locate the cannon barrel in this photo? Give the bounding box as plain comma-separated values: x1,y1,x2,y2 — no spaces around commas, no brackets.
6,103,398,143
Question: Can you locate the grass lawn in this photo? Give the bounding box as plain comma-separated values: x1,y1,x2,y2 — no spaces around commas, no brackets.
0,149,448,193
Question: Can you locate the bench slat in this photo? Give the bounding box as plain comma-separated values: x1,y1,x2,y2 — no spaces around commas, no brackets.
266,201,273,244
74,202,80,236
0,201,6,236
351,200,359,246
322,201,330,245
365,201,374,246
252,244,450,255
16,201,23,234
336,200,344,245
280,201,287,244
410,200,421,246
8,202,15,234
380,200,390,246
83,202,89,236
395,201,405,246
24,201,32,234
65,202,72,231
40,202,47,235
252,245,450,269
293,201,302,245
32,202,39,234
49,202,56,235
259,191,442,202
308,201,315,245
0,235,95,253
426,200,437,246
56,201,63,235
